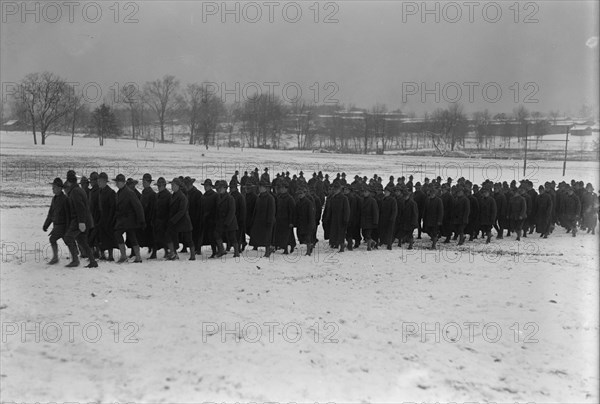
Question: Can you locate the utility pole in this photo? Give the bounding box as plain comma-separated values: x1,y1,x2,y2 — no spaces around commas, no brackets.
523,122,528,177
562,125,571,176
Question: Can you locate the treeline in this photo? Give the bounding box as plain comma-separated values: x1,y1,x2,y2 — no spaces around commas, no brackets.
3,71,594,153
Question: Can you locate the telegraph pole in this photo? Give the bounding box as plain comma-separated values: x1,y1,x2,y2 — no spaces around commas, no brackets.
563,125,571,176
523,122,528,177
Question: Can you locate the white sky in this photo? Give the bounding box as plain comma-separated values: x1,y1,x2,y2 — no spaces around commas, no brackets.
1,0,598,116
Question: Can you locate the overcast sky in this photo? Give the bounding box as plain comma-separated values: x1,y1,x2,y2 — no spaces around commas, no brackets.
1,0,598,116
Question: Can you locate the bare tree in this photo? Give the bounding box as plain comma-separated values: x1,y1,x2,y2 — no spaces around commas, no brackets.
144,75,180,142
12,72,70,145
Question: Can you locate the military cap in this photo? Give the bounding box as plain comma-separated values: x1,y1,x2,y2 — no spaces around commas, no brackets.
89,172,99,180
79,176,89,185
113,174,126,183
229,179,240,188
586,183,594,191
201,179,213,187
98,172,109,181
49,177,64,187
215,180,228,189
156,177,167,185
126,178,138,186
142,173,153,182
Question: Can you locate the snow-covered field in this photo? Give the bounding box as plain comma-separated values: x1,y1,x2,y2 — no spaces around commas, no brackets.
1,131,598,402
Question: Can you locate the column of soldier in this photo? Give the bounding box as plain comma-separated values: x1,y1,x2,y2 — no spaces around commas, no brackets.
43,167,599,268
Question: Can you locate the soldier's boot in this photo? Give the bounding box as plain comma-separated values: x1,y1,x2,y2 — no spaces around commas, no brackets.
129,249,135,258
180,245,188,253
408,240,414,250
339,243,345,253
290,245,295,254
417,229,422,239
306,243,314,256
93,247,100,259
430,237,437,250
117,244,128,263
346,238,353,251
366,239,373,251
457,234,466,246
252,246,258,251
543,233,548,238
353,240,360,249
65,244,80,267
106,249,114,261
216,241,226,258
263,245,273,258
232,242,240,258
443,236,450,244
486,231,492,244
166,243,178,260
209,245,217,259
516,230,521,241
572,227,577,237
189,247,196,261
453,233,459,240
282,247,289,255
149,246,157,259
386,243,392,250
133,245,142,263
496,229,503,239
523,229,528,238
99,250,107,260
468,234,474,242
48,244,59,265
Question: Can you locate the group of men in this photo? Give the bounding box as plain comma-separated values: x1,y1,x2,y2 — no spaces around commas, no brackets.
43,168,599,267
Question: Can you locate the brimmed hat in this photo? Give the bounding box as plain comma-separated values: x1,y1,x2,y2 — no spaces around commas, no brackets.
79,176,89,185
586,183,594,191
49,177,64,187
156,177,167,185
183,176,196,186
113,174,126,183
89,172,99,181
126,178,138,186
142,173,153,183
201,179,213,187
215,180,228,189
66,170,78,184
229,179,240,188
98,172,109,181
169,177,183,187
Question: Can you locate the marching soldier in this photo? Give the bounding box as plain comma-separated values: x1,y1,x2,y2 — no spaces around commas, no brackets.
88,172,101,258
113,173,145,263
229,180,247,252
215,180,239,257
378,184,398,250
344,185,361,250
63,170,97,268
140,173,157,258
152,177,171,258
250,180,276,257
563,186,581,237
582,183,598,234
166,178,195,260
97,172,116,261
324,182,350,252
440,184,454,243
43,178,68,264
535,185,553,238
274,181,296,254
201,179,219,258
479,186,497,244
413,182,426,239
184,176,203,254
508,187,527,241
397,187,419,249
452,187,470,245
493,182,508,239
422,187,444,249
295,186,316,255
360,184,379,251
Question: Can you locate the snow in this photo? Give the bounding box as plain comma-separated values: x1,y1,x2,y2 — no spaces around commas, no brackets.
0,131,598,402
